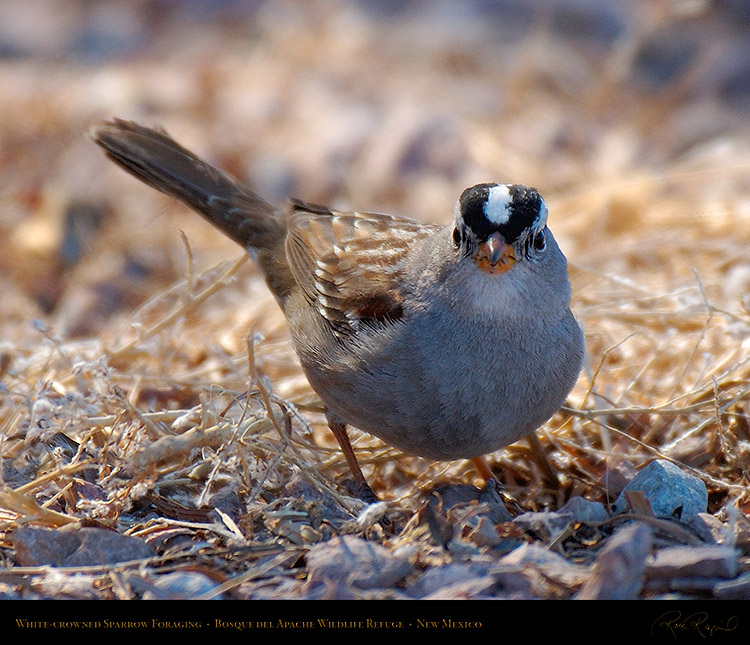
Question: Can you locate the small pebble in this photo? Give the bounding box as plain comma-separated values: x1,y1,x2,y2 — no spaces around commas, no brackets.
142,571,222,600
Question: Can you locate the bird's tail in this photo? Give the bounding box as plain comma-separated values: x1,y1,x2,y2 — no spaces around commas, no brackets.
91,119,285,253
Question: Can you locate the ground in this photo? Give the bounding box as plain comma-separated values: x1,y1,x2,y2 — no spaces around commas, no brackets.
1,0,750,607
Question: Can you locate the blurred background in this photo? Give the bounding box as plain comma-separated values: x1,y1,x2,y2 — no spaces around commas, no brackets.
1,0,748,342
1,0,750,503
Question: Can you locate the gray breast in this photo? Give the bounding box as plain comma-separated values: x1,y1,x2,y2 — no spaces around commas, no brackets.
312,301,583,461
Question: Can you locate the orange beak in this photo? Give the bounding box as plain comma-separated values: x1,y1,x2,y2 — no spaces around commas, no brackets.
473,232,515,274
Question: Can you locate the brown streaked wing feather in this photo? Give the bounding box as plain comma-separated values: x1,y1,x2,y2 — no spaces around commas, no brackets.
284,200,441,336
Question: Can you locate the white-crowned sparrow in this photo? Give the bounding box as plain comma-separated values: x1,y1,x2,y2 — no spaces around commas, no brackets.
92,119,584,499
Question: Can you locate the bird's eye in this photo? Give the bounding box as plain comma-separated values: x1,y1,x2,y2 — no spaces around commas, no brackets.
452,226,462,247
532,230,546,251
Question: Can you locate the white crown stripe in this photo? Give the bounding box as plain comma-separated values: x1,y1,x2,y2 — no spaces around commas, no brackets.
484,184,513,225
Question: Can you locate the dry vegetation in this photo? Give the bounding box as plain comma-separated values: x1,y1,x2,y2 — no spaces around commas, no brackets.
1,0,749,602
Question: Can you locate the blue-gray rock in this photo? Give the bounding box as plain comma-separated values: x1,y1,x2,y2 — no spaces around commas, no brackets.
559,496,610,523
613,460,708,519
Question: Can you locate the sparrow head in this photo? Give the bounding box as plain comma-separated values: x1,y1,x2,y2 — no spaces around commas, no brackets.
452,183,549,274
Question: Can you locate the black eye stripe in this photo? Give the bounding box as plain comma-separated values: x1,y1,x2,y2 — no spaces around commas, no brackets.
458,184,494,238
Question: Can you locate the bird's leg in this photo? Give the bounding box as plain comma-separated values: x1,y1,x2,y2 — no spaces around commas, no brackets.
525,432,559,489
472,434,559,489
327,417,379,503
470,456,498,483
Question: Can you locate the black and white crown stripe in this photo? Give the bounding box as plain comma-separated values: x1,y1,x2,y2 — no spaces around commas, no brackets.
454,183,548,245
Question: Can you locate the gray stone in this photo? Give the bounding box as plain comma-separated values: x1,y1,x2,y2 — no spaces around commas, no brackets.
428,481,512,523
577,522,652,600
143,571,222,600
715,572,750,599
559,496,610,523
306,535,411,589
647,545,739,580
422,576,499,599
12,526,153,567
512,497,609,540
499,542,589,587
406,562,490,598
684,513,730,544
613,460,708,519
467,516,503,547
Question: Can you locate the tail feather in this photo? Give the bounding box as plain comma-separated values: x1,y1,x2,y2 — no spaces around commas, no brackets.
90,119,285,253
